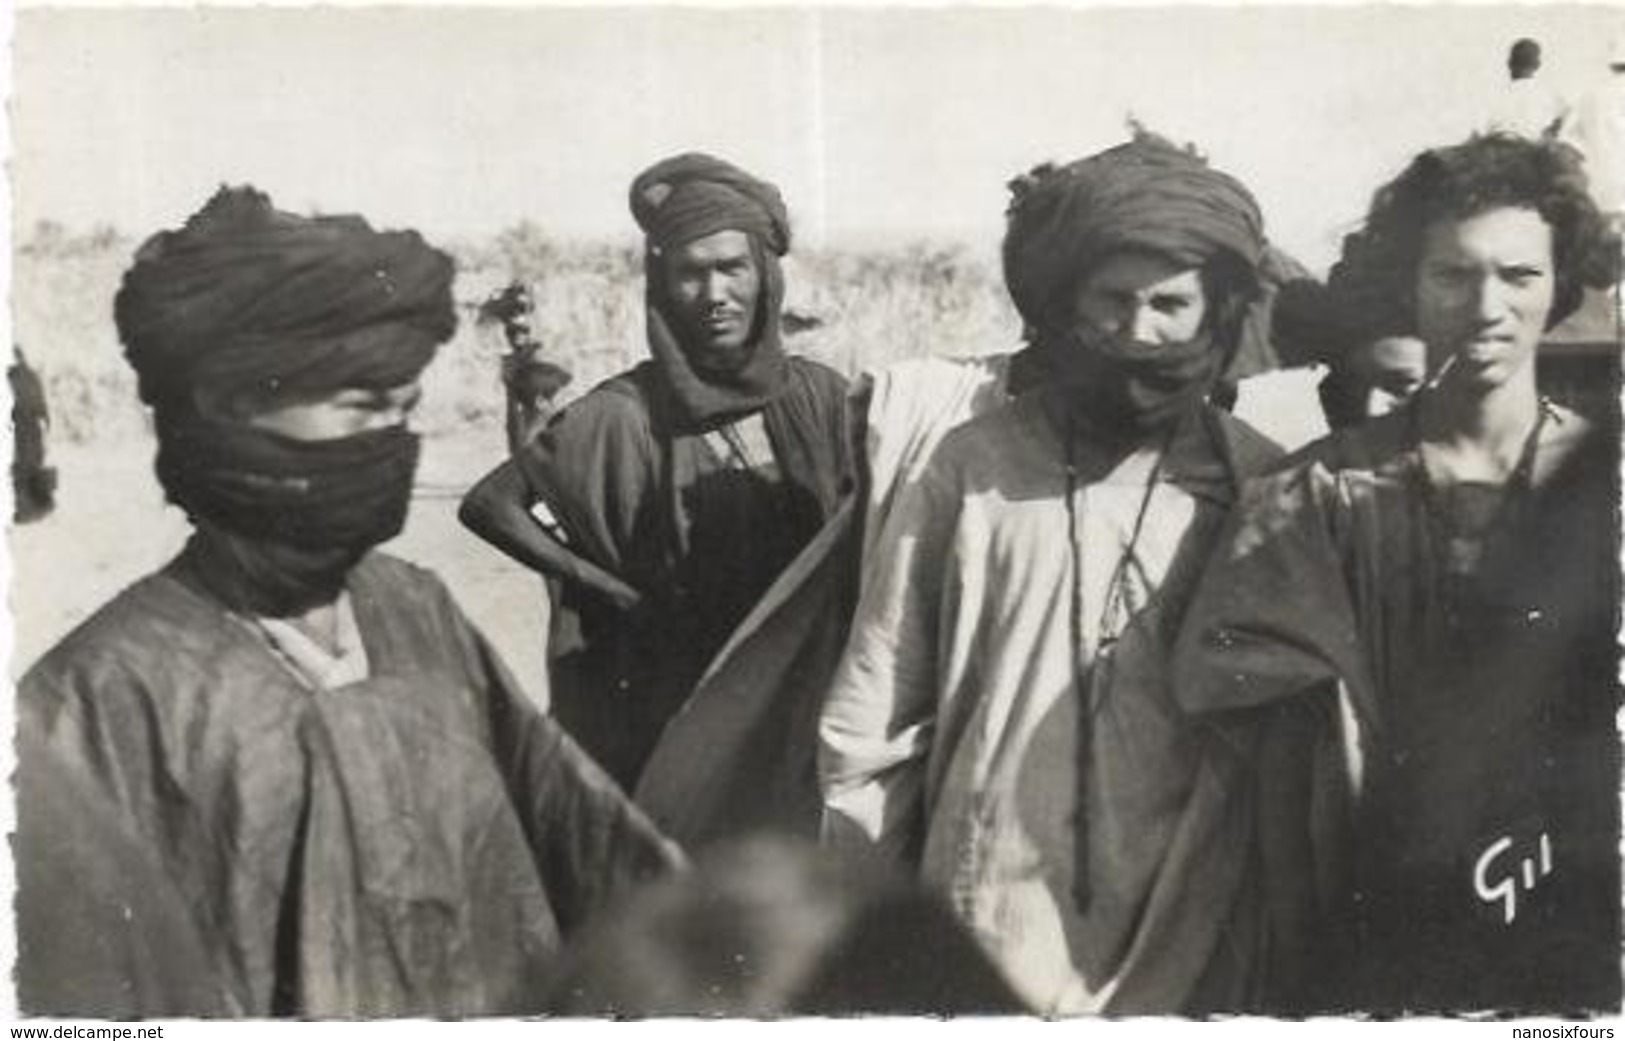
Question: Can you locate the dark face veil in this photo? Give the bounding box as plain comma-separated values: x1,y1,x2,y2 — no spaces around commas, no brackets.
113,186,457,615
630,152,794,428
1001,134,1270,435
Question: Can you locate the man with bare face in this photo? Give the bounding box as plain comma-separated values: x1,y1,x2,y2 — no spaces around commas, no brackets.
462,154,850,788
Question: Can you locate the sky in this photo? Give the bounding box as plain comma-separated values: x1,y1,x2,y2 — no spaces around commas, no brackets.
12,3,1625,273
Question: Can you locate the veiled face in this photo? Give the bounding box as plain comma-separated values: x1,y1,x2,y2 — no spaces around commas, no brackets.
240,381,422,441
1415,206,1555,392
1071,252,1208,346
662,229,763,370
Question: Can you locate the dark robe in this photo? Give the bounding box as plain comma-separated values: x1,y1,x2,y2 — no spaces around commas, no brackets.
10,351,55,522
1172,406,1621,1015
18,551,681,1018
517,356,850,788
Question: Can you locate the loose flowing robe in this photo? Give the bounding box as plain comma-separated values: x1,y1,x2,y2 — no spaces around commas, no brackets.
820,393,1280,1014
18,551,682,1018
633,355,1015,848
1173,407,1621,1014
518,357,849,788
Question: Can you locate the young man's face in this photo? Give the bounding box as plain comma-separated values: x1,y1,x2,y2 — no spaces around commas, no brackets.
1071,251,1208,346
662,229,763,371
241,381,423,441
1415,206,1555,392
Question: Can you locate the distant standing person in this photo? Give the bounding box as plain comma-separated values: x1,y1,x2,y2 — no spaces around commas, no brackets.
1562,32,1625,226
1488,38,1571,140
11,346,56,522
460,153,851,789
479,281,573,453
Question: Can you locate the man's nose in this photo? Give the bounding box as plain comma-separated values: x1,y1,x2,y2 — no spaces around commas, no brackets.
1129,304,1163,344
1469,276,1511,323
702,272,730,303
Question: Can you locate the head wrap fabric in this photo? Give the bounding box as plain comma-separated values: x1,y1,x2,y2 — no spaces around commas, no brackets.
1002,133,1267,342
630,155,792,427
630,153,790,256
1001,134,1271,430
112,186,453,611
115,185,456,410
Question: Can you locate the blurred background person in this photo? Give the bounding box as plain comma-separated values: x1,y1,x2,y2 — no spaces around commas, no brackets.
478,280,574,453
545,834,1027,1017
1317,333,1429,429
1562,31,1625,229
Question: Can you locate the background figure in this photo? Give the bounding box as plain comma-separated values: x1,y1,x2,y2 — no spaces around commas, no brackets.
1488,38,1571,140
1175,134,1622,1014
545,835,1028,1017
11,346,56,523
1318,334,1430,430
1562,32,1625,228
479,281,574,453
16,735,233,1017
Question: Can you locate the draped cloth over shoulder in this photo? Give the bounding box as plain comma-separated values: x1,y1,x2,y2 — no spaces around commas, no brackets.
518,357,851,789
634,357,1016,847
1167,411,1621,1013
512,153,850,789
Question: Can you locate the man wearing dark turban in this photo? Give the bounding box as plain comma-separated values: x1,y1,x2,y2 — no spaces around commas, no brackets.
17,187,680,1017
818,134,1285,1013
461,153,851,790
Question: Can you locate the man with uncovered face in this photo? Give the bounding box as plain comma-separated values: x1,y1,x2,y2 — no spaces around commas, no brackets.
15,187,681,1017
817,136,1284,1014
1174,135,1622,1014
461,154,851,791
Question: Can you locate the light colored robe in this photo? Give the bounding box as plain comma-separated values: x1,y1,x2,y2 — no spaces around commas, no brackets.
820,392,1279,1014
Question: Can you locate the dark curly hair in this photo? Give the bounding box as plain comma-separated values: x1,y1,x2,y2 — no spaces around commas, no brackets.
1328,134,1621,346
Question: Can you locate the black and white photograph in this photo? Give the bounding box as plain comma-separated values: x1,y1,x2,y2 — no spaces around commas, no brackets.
6,1,1624,1023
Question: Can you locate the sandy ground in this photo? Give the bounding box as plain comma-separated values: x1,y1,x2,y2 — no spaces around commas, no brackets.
9,424,554,710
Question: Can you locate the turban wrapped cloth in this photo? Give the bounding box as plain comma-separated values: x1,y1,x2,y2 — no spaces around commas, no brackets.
1002,135,1267,339
630,153,791,257
112,186,457,615
628,154,793,427
114,185,456,410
